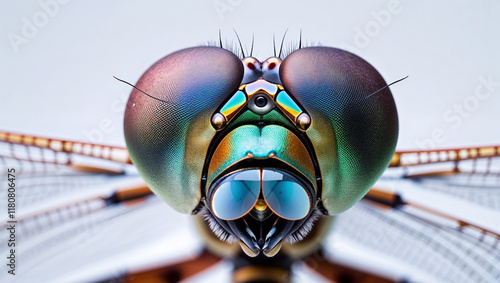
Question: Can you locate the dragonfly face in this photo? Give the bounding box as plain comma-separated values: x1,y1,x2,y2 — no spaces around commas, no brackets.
124,45,398,257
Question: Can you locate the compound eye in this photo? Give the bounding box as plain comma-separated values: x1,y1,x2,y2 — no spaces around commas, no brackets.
280,46,399,215
241,57,262,84
262,57,282,84
124,46,244,214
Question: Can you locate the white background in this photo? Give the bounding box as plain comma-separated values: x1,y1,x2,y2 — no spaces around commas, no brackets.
1,0,499,149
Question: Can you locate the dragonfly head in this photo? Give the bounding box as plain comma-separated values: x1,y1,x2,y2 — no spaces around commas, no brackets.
124,45,398,257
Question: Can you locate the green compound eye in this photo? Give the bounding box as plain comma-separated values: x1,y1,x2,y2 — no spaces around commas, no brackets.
280,47,398,215
124,46,244,214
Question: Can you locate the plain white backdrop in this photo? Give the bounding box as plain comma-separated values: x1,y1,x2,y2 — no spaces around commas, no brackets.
1,0,499,149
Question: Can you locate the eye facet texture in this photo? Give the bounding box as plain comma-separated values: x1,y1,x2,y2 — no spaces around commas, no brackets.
280,47,398,215
124,47,244,213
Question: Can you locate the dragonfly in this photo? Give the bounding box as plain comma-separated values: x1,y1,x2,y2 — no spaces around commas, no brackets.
1,36,499,283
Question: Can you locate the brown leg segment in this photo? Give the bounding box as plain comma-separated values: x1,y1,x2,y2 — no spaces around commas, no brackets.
304,249,401,283
116,249,221,283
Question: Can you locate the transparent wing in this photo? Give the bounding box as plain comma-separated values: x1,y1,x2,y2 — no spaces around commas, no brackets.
0,132,206,283
317,146,500,283
2,131,499,283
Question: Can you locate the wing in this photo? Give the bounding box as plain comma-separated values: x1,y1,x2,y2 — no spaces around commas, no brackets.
0,131,217,283
311,146,500,283
2,131,499,283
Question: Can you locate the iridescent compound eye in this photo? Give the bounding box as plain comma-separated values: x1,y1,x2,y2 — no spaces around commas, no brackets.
124,46,244,214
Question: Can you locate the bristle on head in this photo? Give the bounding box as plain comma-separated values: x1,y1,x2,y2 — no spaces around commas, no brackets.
286,208,321,244
201,207,237,243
